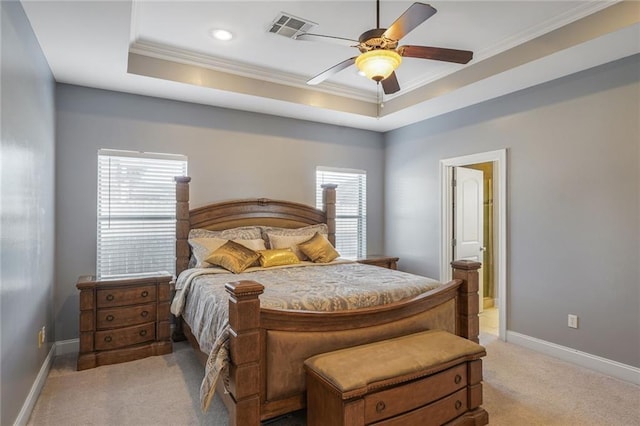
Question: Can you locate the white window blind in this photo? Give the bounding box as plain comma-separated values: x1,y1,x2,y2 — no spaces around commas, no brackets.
316,167,367,259
97,150,187,279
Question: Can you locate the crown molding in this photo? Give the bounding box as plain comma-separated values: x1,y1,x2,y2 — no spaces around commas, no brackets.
398,0,620,96
129,39,377,103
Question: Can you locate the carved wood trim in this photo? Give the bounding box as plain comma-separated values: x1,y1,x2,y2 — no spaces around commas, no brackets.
452,260,482,343
173,176,336,278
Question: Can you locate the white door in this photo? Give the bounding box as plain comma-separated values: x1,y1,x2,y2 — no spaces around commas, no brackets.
454,167,484,312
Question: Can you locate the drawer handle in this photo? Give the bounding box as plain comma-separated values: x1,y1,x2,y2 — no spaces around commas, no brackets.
376,401,386,413
139,330,147,337
141,290,149,298
454,374,462,384
106,294,114,302
104,336,112,343
141,311,149,318
455,400,463,410
106,315,115,322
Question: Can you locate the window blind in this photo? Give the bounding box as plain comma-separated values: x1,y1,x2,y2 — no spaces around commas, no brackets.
316,167,367,259
97,150,187,279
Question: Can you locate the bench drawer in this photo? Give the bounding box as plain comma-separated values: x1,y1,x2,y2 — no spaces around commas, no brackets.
364,363,467,423
372,388,468,426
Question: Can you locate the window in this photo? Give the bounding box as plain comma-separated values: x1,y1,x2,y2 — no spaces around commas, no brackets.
97,149,187,279
316,167,367,259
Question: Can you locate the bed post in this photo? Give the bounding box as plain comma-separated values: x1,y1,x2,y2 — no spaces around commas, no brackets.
175,176,191,276
225,280,265,426
173,176,191,342
321,184,337,246
451,260,482,343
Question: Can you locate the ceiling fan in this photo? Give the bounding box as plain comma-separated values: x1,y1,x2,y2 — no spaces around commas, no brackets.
297,1,473,95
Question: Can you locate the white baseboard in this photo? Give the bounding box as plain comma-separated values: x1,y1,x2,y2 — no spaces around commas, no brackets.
13,345,55,426
506,331,640,385
55,338,79,356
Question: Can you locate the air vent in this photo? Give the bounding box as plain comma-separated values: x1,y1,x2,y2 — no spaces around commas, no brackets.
268,12,317,38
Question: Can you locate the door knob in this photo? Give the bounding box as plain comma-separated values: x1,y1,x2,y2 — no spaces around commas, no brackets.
479,247,486,252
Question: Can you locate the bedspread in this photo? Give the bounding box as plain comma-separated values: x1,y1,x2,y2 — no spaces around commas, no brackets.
170,261,442,410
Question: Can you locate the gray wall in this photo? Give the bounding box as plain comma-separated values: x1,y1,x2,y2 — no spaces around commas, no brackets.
385,54,640,367
55,84,385,341
0,1,56,424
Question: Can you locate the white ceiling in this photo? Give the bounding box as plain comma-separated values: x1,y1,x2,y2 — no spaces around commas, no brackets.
21,1,640,131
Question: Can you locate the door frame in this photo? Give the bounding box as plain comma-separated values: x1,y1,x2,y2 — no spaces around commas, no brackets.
439,149,507,340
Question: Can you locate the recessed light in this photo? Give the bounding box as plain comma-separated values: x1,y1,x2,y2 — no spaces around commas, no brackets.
210,29,233,41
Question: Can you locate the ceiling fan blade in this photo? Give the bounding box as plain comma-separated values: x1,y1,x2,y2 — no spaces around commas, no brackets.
383,3,437,42
295,33,358,48
381,71,400,95
307,57,358,85
399,45,473,64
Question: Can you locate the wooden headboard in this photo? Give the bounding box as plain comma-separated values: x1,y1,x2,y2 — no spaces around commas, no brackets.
174,176,337,276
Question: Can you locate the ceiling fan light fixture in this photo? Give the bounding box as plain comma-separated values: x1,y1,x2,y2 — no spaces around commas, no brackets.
355,49,402,82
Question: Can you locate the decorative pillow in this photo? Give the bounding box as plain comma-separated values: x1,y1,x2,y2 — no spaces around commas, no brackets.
265,224,329,260
188,237,227,268
204,240,260,274
298,232,340,263
234,238,267,267
267,233,315,261
188,227,263,268
257,248,301,268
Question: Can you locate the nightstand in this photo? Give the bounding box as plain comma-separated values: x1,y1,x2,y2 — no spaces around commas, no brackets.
357,255,399,270
76,274,173,370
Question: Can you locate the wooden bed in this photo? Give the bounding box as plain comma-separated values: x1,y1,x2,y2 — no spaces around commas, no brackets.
172,176,482,425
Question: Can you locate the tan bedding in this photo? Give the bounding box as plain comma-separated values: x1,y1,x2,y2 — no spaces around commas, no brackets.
170,261,442,410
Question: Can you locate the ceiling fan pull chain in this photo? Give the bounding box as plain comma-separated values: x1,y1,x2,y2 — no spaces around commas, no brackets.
377,82,384,118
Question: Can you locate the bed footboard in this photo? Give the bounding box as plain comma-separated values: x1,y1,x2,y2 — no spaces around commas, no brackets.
224,261,482,425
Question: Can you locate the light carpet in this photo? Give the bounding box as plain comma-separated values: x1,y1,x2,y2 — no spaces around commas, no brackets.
28,333,640,425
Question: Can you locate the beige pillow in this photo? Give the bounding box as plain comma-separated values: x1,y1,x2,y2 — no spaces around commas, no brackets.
204,241,260,274
189,237,266,268
188,227,263,268
298,232,340,263
265,224,329,260
268,233,315,261
257,248,300,268
235,238,267,252
235,238,267,267
189,237,227,268
262,224,328,247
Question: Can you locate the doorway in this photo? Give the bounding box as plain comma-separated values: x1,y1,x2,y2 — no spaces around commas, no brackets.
440,150,507,340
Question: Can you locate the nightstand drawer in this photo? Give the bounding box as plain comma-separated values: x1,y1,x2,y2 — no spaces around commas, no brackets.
363,363,467,423
95,322,155,350
96,304,156,330
97,285,156,308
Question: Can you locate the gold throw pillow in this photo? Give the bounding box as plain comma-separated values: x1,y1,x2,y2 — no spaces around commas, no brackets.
258,248,301,268
297,232,340,263
204,240,260,274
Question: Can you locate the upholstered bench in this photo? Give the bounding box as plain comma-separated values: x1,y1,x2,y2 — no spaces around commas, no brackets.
304,330,488,426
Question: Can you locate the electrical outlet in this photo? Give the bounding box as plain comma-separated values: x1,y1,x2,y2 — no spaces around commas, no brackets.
568,314,578,329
